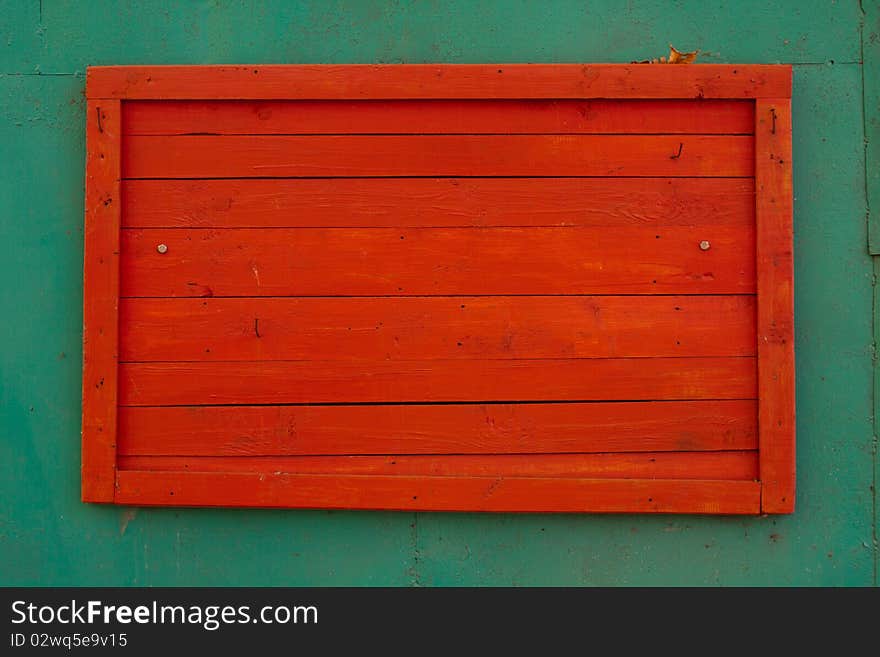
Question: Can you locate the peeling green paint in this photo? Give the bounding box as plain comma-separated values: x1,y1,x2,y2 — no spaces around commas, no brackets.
0,0,875,585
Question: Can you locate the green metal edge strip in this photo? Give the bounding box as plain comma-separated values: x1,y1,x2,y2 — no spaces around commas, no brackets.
865,1,879,253
864,0,880,587
873,258,879,586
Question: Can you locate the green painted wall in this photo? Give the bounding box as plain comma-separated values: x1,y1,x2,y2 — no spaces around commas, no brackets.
1,0,875,586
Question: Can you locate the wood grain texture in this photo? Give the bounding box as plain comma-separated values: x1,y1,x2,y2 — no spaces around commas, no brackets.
114,471,762,513
120,226,755,297
119,295,757,361
121,99,755,135
117,452,760,481
122,134,754,178
81,99,121,503
118,358,757,406
87,64,792,100
120,177,756,229
87,63,789,514
756,99,795,513
117,401,758,456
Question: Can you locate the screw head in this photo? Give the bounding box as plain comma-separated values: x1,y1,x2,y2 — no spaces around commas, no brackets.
699,240,711,251
156,243,168,254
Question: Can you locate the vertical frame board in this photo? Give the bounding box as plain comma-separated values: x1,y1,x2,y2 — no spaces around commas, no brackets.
81,100,121,502
82,64,794,513
755,97,795,513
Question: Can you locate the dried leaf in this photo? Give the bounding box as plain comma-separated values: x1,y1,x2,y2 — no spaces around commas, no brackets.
667,45,699,64
631,45,699,64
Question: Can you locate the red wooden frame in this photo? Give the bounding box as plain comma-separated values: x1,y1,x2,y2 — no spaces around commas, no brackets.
82,64,794,513
82,99,121,502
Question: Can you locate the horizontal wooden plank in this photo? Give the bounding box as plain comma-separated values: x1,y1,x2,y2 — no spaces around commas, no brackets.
87,64,791,100
122,134,754,179
119,295,756,361
117,401,758,456
121,177,756,229
121,99,755,135
120,226,755,297
118,358,756,405
118,452,759,481
114,471,762,513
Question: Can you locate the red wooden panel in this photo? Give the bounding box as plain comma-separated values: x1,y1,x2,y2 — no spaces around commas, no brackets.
82,64,794,513
117,401,758,456
118,358,756,406
87,64,790,100
120,226,755,297
121,177,755,229
119,296,756,362
122,99,755,135
81,100,121,503
115,471,762,513
756,99,795,513
117,451,760,481
122,134,753,178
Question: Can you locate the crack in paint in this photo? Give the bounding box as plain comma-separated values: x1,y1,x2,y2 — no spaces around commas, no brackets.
408,512,422,587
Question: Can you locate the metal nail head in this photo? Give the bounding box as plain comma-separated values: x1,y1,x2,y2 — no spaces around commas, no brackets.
699,240,711,251
157,243,168,254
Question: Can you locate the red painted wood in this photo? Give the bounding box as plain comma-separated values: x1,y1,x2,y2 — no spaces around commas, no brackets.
81,63,794,513
87,64,791,100
115,471,762,513
121,99,755,135
120,226,755,297
122,134,754,178
118,358,757,406
121,177,755,229
116,401,758,456
81,100,121,503
119,295,756,362
117,451,760,481
756,99,796,513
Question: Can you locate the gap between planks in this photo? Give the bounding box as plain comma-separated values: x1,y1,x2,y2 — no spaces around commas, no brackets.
116,398,758,407
120,175,757,181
